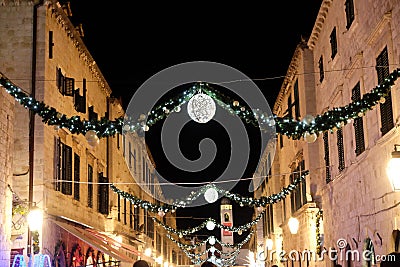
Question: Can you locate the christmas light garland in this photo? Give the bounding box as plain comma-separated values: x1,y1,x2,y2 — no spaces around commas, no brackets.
1,68,399,140
315,209,323,255
152,210,264,236
166,230,254,250
110,170,308,213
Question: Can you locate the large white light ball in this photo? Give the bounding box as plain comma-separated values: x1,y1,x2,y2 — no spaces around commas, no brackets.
187,93,216,123
85,130,99,147
208,236,216,245
204,187,218,203
206,220,216,231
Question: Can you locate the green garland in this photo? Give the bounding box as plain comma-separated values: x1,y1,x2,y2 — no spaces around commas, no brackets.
315,210,323,255
153,210,264,236
1,68,398,139
110,170,308,213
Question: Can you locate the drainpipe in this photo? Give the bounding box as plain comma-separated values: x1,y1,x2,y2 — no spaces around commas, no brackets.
27,0,44,258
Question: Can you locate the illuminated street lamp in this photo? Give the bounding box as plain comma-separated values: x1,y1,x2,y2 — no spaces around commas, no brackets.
387,144,400,191
288,217,299,234
27,206,43,231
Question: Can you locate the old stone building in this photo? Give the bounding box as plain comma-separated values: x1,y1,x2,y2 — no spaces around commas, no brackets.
0,0,186,266
255,0,400,267
0,78,15,265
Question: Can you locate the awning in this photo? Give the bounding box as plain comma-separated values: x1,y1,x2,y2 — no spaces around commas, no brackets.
52,219,135,264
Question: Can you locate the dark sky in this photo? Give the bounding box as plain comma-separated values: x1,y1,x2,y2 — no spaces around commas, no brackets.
67,1,322,241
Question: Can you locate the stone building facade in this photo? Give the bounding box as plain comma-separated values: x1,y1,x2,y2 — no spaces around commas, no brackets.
0,0,186,266
255,0,400,267
0,80,15,265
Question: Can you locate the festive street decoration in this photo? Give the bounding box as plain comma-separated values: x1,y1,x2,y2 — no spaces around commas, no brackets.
152,210,264,236
166,231,254,266
315,209,323,255
1,68,399,140
187,90,216,123
110,170,309,213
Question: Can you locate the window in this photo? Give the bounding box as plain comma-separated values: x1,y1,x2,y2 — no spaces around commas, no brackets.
337,129,345,172
56,68,74,96
287,95,292,118
172,251,177,264
290,160,306,213
146,209,154,239
224,213,230,222
156,233,162,253
376,46,394,135
49,31,54,59
264,204,274,236
88,164,93,208
134,205,140,231
128,142,132,168
352,83,365,155
117,195,121,221
74,85,86,113
345,0,355,29
98,172,109,215
54,137,61,191
323,132,331,183
319,56,324,82
123,199,127,225
129,202,133,228
330,27,338,59
61,143,72,195
88,106,98,122
293,80,300,119
279,134,283,149
73,153,80,201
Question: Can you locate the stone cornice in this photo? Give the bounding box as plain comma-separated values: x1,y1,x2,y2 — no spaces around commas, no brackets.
46,0,112,96
307,0,332,49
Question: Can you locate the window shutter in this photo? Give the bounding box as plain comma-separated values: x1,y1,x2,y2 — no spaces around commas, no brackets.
54,137,61,191
352,83,365,155
56,68,65,94
323,132,331,182
98,172,109,215
337,129,345,171
376,47,394,135
73,153,80,201
345,0,355,29
319,56,324,82
88,165,93,208
294,82,300,119
61,144,72,195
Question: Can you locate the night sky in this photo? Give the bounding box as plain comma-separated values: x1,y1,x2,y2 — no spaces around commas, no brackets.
67,1,323,241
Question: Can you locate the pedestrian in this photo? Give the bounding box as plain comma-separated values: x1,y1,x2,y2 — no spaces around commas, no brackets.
133,259,150,267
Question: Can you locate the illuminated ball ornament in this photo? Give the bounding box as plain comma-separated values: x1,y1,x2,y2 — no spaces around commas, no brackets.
204,187,218,203
187,93,216,123
208,236,216,245
303,132,317,143
206,220,216,231
85,130,99,147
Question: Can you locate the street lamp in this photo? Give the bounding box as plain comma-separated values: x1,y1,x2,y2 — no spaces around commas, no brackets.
288,217,299,234
27,205,43,231
387,144,400,191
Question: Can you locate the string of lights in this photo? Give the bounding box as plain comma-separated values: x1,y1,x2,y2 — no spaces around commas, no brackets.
110,170,308,213
152,210,264,236
1,68,399,140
